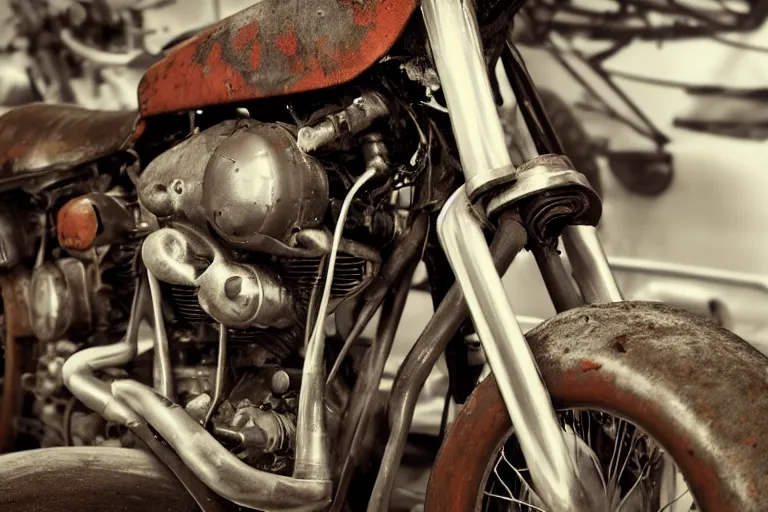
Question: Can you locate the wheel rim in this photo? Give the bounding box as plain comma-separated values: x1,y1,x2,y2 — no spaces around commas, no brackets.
480,409,696,512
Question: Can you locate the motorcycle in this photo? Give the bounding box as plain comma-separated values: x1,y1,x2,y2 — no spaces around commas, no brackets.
1,1,767,511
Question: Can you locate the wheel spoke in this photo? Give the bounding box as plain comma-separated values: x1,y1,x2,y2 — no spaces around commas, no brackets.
616,453,654,511
608,418,628,481
501,445,539,498
658,489,691,512
483,491,546,512
612,429,640,495
482,409,691,512
492,455,517,500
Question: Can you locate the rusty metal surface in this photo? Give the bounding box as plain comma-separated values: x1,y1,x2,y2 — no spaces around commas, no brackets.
0,103,138,178
137,0,417,116
56,197,100,251
0,271,32,453
57,193,136,251
0,447,198,511
427,302,768,512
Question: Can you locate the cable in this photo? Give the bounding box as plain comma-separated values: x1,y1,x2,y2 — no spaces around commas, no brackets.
307,168,378,353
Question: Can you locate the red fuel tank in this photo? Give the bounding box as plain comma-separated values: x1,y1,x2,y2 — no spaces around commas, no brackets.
138,0,417,117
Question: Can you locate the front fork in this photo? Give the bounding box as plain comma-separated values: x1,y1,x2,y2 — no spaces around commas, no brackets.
423,0,621,510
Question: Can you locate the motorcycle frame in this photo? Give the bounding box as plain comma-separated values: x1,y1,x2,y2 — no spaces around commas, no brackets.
41,2,627,511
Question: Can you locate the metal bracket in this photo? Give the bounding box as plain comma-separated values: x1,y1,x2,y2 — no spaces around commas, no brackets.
486,154,600,222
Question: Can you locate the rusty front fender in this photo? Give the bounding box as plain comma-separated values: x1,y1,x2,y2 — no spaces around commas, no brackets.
428,302,768,511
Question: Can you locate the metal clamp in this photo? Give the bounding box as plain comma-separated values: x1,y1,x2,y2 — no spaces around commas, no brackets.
486,154,600,222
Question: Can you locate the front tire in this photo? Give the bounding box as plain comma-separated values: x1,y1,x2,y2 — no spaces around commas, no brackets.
426,302,768,512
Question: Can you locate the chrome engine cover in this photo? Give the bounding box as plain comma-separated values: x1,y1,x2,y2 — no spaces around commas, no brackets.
142,224,298,330
138,120,328,256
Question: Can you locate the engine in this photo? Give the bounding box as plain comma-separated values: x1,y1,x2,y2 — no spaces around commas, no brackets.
3,96,404,475
137,119,380,359
125,117,387,470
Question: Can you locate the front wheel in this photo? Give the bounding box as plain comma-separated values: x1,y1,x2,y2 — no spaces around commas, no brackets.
426,302,768,512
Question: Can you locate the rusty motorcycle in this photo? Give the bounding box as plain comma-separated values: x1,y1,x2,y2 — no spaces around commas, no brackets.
0,1,767,511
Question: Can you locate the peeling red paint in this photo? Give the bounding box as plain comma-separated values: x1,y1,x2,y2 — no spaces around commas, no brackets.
581,360,602,372
233,22,258,51
275,24,298,56
137,0,417,117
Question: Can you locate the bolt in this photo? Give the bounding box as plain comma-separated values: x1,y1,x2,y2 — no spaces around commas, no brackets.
270,370,291,396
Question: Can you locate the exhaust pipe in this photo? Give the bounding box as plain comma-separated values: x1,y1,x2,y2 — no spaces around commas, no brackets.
112,379,331,512
61,277,149,425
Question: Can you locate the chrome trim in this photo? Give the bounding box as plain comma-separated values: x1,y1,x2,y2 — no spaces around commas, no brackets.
563,226,623,303
295,168,377,481
368,211,528,512
148,270,175,400
421,0,516,199
486,157,594,217
438,187,601,511
111,380,331,512
61,277,148,425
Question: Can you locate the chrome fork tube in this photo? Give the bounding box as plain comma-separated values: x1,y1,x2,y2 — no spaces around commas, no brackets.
421,0,514,200
563,225,623,303
424,0,595,509
438,189,592,511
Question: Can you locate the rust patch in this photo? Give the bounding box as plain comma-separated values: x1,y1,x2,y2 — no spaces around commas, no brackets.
275,24,298,56
233,22,259,51
581,360,602,372
57,197,100,251
137,0,417,116
128,119,146,144
612,334,628,353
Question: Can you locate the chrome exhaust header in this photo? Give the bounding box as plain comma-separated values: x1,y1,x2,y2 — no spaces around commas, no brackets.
112,379,331,512
62,272,332,510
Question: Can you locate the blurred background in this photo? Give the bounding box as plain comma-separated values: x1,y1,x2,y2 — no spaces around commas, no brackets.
4,1,768,509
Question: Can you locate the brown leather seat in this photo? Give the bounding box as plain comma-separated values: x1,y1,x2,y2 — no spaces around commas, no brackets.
0,103,139,180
